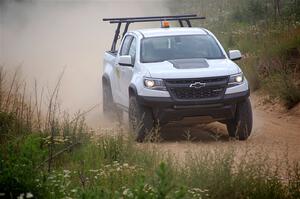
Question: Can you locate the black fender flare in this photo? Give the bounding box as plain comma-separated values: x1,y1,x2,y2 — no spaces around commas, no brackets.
102,73,111,86
128,84,138,97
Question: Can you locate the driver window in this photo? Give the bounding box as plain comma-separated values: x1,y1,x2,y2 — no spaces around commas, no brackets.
120,36,133,55
128,38,136,65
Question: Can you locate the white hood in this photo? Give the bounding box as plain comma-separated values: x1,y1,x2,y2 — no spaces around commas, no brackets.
141,59,241,79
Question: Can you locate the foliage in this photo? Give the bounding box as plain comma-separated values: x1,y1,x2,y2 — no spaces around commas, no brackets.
0,134,47,198
2,131,300,199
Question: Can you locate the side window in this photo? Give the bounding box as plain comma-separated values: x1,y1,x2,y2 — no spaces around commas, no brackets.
128,38,136,64
120,36,133,55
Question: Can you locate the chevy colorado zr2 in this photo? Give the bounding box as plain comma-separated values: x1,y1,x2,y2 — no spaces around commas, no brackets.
102,15,252,141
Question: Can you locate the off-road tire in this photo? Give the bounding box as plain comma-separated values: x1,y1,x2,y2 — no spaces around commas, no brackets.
226,98,253,140
128,96,154,142
102,82,123,120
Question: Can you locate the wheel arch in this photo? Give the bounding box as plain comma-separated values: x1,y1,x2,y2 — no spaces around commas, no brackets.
102,73,111,86
129,83,138,97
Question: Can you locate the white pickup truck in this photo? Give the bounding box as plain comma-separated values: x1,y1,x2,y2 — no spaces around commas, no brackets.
102,15,252,141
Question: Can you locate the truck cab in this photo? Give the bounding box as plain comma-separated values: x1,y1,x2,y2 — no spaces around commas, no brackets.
102,15,252,141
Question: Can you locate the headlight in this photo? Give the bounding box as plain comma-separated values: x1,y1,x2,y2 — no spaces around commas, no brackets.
228,73,244,87
144,77,166,91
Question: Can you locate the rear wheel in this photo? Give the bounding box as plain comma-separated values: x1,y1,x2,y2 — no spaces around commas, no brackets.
102,81,123,120
128,96,154,142
226,98,253,140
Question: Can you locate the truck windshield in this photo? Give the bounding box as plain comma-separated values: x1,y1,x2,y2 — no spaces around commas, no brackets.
141,35,225,63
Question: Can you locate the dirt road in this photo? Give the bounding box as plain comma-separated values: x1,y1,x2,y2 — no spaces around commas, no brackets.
144,93,300,162
98,93,300,162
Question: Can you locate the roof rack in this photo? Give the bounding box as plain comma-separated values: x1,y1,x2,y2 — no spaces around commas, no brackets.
103,14,206,52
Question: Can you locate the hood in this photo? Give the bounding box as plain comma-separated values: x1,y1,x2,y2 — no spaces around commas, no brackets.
142,59,240,79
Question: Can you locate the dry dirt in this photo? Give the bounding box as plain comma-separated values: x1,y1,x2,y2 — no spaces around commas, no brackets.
147,93,300,162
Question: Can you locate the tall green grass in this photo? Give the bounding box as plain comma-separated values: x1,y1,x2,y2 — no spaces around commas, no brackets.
0,66,90,197
2,130,300,198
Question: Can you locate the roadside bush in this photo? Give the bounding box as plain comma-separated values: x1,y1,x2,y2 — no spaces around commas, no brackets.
231,0,268,23
263,72,300,109
0,112,15,136
0,134,47,198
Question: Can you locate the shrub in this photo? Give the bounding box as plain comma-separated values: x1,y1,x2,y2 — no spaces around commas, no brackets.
0,112,15,137
263,72,300,109
232,0,268,23
0,134,47,198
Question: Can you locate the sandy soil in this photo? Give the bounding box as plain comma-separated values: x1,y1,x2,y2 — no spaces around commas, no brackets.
140,93,300,162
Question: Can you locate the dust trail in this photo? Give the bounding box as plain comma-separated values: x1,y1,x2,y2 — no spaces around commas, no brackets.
0,0,169,127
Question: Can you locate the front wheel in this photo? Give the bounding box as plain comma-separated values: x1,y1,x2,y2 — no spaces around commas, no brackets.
226,98,253,140
128,96,154,142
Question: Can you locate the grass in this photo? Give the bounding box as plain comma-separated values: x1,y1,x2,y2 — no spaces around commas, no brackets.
0,66,90,197
2,129,300,198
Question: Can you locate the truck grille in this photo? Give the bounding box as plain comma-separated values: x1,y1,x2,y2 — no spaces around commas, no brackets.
165,76,228,100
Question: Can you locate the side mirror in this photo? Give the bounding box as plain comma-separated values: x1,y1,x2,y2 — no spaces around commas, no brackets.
229,50,242,61
118,55,133,66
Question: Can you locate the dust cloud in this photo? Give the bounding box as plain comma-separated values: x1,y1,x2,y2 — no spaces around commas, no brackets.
0,0,169,127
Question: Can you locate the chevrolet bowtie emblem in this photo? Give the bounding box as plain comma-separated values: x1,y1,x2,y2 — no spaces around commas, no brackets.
189,82,206,89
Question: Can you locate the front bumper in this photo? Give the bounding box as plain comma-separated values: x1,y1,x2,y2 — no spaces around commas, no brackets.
137,90,250,124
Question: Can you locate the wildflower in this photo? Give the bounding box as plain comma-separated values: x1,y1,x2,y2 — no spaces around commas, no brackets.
89,169,99,172
17,193,24,199
143,184,154,192
71,189,77,193
122,188,133,197
26,193,34,198
63,170,71,174
64,174,70,178
99,171,105,176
